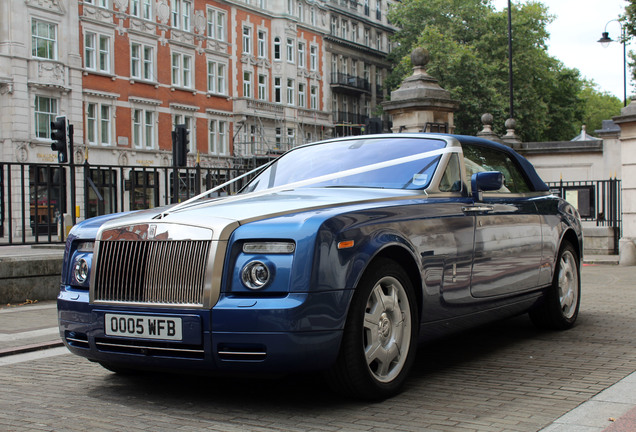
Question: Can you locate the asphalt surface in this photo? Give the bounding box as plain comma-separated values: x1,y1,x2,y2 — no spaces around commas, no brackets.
0,253,635,431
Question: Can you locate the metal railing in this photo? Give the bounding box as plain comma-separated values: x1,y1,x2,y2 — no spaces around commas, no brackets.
547,178,622,254
1,162,623,253
0,161,257,246
330,73,371,92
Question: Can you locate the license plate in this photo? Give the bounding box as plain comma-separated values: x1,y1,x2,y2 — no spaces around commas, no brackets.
105,313,182,341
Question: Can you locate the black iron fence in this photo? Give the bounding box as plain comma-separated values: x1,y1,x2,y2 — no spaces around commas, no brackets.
1,163,623,252
0,161,257,246
547,178,622,254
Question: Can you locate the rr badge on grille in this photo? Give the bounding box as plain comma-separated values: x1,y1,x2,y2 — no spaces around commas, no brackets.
148,224,157,240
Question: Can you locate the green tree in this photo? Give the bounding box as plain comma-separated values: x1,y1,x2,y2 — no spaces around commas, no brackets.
387,0,586,142
576,82,622,133
621,0,636,86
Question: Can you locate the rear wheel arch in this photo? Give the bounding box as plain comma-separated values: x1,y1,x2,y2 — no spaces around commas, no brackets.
560,228,582,263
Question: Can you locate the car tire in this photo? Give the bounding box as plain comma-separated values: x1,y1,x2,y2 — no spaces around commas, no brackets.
530,241,580,330
326,257,418,400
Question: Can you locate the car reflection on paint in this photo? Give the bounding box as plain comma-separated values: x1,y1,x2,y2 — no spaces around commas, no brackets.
57,134,582,399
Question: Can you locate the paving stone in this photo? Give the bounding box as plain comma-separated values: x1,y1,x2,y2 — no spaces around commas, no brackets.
0,265,635,431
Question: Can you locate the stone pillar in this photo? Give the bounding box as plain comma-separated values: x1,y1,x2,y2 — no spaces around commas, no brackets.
382,48,459,133
612,98,636,265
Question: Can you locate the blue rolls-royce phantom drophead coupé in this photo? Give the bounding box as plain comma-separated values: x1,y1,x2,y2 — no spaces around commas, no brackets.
58,134,582,399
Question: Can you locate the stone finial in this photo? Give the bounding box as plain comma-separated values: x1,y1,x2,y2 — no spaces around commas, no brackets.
476,113,501,142
501,118,521,149
411,47,430,68
504,118,516,130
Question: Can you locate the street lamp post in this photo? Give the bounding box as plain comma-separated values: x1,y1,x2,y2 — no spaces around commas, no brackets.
507,0,514,119
598,19,627,107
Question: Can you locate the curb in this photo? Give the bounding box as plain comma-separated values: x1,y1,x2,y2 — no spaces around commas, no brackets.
0,340,64,358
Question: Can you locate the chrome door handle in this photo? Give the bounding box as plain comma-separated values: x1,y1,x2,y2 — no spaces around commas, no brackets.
462,205,494,213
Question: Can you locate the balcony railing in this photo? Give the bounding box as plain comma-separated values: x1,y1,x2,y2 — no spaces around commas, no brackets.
330,73,370,92
332,111,369,125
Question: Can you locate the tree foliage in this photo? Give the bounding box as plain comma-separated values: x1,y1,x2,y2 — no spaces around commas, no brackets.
576,82,622,134
621,1,636,85
387,0,591,142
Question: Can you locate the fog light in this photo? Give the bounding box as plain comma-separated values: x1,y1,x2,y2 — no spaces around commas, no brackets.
241,261,270,290
74,258,89,284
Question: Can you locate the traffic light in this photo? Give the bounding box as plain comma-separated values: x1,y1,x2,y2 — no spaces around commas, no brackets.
173,124,189,167
50,116,68,163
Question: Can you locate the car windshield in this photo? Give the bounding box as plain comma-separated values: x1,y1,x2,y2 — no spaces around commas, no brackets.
242,137,447,192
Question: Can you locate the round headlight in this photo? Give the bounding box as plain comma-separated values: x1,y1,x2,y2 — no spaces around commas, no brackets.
74,258,89,284
241,261,270,290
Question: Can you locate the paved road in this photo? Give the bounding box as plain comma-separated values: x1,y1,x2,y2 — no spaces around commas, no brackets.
0,264,635,431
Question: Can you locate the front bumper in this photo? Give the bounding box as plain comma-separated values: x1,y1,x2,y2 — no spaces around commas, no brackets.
58,287,351,374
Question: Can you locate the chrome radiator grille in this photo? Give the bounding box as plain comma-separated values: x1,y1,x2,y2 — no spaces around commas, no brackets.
93,240,211,306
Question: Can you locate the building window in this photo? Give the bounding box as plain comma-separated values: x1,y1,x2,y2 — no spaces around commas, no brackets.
207,8,226,41
207,60,227,95
171,52,193,88
297,2,303,21
274,77,282,103
331,17,337,35
376,32,382,50
243,71,252,98
287,128,295,146
274,37,281,60
258,74,267,100
242,26,252,55
131,0,140,17
287,0,294,15
286,38,294,63
352,23,358,43
86,102,112,145
286,78,294,105
142,0,152,19
310,45,318,71
364,28,370,46
298,83,306,108
363,0,369,15
376,0,381,20
257,30,266,58
341,19,348,39
171,0,192,31
132,109,155,149
131,42,154,81
340,56,348,75
32,19,57,60
310,85,318,110
275,127,282,148
258,0,266,8
298,42,305,68
209,120,228,155
34,96,57,139
84,32,110,73
310,7,316,26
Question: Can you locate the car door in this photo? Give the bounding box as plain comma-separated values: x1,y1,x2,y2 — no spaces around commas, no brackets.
462,143,543,298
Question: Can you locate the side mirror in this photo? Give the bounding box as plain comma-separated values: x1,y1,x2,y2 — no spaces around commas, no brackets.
471,171,504,201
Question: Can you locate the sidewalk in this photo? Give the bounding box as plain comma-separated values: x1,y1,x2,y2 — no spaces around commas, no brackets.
0,300,61,356
0,251,633,431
